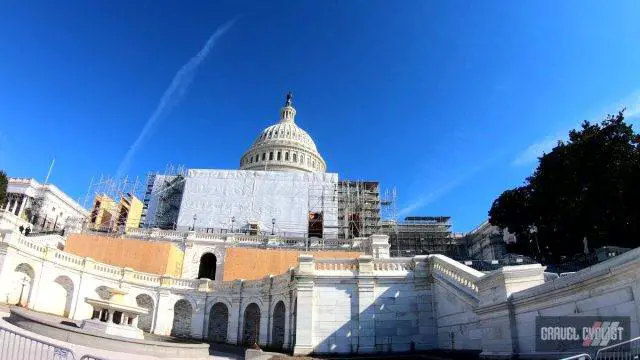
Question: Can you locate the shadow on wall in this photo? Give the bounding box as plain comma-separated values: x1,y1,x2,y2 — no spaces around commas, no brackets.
309,282,435,354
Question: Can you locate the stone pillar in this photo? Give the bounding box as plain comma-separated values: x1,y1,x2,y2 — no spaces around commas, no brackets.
293,255,315,355
476,264,545,358
153,290,173,336
133,315,139,327
414,255,436,350
17,196,27,218
107,310,114,323
10,196,18,215
356,255,376,353
122,314,129,325
191,293,207,339
370,234,391,259
226,280,243,345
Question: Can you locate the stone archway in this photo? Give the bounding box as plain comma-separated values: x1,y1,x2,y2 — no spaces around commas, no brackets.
198,252,217,280
136,294,155,332
53,275,75,317
242,303,261,346
171,299,193,338
271,301,286,350
208,302,229,343
12,263,35,306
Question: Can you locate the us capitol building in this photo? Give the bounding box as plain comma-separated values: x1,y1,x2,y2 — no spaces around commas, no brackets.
0,93,638,360
140,92,380,241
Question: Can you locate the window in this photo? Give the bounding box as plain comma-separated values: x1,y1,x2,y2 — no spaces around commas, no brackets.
250,156,253,163
277,151,281,161
285,152,289,161
269,152,274,160
293,153,297,162
262,153,266,161
255,154,259,162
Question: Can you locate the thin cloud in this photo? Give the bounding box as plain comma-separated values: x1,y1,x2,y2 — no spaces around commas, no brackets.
512,90,640,167
115,18,237,179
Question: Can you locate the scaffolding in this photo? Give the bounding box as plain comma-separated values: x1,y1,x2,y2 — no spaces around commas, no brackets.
140,164,187,230
337,180,381,239
381,216,456,257
83,174,144,233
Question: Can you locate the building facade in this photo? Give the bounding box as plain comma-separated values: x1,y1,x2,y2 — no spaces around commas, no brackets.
2,178,88,233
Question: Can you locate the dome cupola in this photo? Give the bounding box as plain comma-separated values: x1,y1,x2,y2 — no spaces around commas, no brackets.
240,92,326,173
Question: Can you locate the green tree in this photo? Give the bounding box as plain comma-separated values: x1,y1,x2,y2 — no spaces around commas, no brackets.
489,111,640,262
0,170,7,207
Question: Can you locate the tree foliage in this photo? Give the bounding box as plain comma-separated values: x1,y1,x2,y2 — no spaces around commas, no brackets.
489,111,640,262
0,170,7,207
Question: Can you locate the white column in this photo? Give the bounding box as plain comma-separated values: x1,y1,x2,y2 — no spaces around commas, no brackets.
259,302,269,346
10,197,18,215
357,256,376,354
293,255,315,355
191,294,207,339
152,290,173,336
122,314,128,325
226,280,243,345
133,315,139,327
107,311,114,323
17,196,28,218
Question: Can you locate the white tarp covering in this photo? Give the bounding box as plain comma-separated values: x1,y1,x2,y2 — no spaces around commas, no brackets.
177,169,338,237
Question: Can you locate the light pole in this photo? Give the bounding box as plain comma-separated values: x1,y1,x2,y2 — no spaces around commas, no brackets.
192,214,198,231
231,216,236,233
271,218,276,236
16,275,29,307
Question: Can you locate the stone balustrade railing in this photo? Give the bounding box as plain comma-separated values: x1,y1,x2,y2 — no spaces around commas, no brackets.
123,227,362,251
373,258,415,272
430,254,484,296
314,259,359,272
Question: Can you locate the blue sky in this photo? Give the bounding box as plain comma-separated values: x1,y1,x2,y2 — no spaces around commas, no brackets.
1,1,639,232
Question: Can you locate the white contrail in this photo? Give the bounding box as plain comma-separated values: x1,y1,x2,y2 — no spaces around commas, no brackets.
115,19,237,179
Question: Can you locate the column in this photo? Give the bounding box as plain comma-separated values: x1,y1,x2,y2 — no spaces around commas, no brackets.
10,196,18,215
226,280,243,345
17,195,28,218
152,290,173,336
122,314,129,326
293,255,315,355
191,294,207,339
107,310,114,323
133,315,139,327
414,255,436,350
356,255,376,354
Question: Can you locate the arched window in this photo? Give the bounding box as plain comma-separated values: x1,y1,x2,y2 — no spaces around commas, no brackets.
285,152,289,161
198,253,217,280
269,152,274,160
277,152,281,161
250,156,253,163
171,299,193,338
262,153,266,161
293,153,297,162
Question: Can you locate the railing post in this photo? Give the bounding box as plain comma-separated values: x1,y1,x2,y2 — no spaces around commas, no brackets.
356,255,376,353
293,255,315,355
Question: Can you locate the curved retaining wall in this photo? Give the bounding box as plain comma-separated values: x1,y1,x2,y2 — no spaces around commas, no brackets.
6,308,210,358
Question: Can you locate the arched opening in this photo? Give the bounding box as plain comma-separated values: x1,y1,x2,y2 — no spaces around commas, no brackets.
11,263,35,307
242,303,261,346
271,301,286,350
53,275,75,317
208,302,229,343
136,294,155,332
171,299,193,338
198,252,217,280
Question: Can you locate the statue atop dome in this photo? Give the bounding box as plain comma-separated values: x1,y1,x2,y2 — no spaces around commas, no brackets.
285,91,293,107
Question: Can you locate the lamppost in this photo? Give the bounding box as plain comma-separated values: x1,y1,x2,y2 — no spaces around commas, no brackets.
192,214,198,231
271,218,276,236
231,216,236,233
16,275,29,307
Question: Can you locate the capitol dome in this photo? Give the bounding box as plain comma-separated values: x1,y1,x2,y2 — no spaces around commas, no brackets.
240,93,327,172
